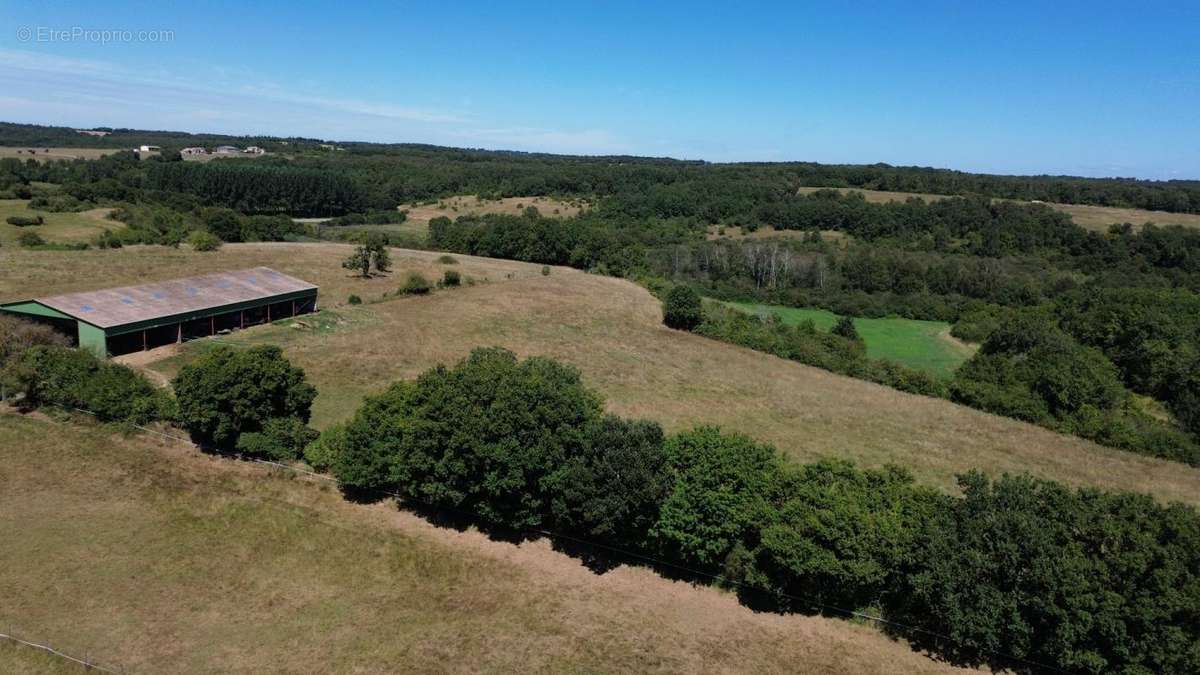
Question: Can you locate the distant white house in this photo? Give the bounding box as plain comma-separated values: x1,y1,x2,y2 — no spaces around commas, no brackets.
139,145,161,152
214,145,242,154
244,146,265,155
76,129,110,137
181,147,208,156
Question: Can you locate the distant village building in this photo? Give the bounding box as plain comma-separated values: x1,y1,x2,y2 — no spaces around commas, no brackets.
139,145,162,152
76,129,111,137
245,146,265,155
214,145,242,155
181,147,208,156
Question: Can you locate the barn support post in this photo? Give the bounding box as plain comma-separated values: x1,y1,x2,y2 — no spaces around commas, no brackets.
210,316,215,335
291,299,296,317
176,323,182,344
240,310,245,329
142,330,147,351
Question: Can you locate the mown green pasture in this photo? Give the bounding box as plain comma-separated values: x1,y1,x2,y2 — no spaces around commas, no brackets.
721,301,976,377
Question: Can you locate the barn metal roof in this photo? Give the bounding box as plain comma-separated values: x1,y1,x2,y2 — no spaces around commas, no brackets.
31,267,317,329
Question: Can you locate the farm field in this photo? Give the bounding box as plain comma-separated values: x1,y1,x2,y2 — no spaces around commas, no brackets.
795,186,1200,231
4,243,1196,503
0,199,115,246
0,147,116,162
719,301,975,377
0,411,971,674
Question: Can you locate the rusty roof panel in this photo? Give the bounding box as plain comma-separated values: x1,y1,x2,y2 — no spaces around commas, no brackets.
35,267,317,329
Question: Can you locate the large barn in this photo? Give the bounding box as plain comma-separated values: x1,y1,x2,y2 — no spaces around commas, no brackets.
0,267,318,357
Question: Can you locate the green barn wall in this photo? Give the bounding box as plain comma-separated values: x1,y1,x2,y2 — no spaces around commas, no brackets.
78,323,107,358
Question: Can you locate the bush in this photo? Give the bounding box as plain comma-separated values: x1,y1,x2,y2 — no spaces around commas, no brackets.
831,316,861,342
541,265,551,276
662,285,703,331
172,345,316,449
236,417,317,460
440,270,461,287
303,423,347,471
188,229,222,251
651,426,781,570
18,231,45,247
399,272,431,295
436,254,458,264
96,229,124,249
1,314,68,370
6,215,43,226
15,346,171,424
347,294,362,305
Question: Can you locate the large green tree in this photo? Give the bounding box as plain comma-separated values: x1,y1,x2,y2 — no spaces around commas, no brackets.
172,345,315,451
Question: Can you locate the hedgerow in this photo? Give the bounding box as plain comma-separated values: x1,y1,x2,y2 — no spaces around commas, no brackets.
327,348,1200,674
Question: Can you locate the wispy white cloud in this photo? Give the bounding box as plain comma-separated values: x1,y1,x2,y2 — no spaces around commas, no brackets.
0,48,629,155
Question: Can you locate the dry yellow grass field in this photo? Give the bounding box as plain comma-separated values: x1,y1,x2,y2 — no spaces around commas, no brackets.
4,243,1196,504
0,412,972,674
795,186,1200,231
402,194,585,227
0,147,115,162
0,200,115,246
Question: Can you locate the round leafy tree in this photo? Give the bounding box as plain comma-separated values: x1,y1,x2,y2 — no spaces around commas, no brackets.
173,345,316,450
662,285,703,331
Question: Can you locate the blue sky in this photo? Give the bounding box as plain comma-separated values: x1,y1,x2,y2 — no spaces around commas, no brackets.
1,1,1197,178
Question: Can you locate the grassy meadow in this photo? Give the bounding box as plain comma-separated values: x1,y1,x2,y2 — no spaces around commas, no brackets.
0,147,116,162
3,243,1195,503
720,301,976,377
794,186,1200,231
0,200,115,246
0,411,969,674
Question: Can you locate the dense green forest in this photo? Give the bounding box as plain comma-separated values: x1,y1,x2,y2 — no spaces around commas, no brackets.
4,120,1200,212
5,120,1200,460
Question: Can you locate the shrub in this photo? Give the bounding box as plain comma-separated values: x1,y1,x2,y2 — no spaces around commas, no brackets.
546,415,671,547
399,272,431,295
236,417,317,460
15,346,171,424
172,345,316,449
188,229,222,251
831,316,861,342
96,229,124,249
662,285,703,331
440,270,461,287
303,423,347,471
347,294,362,305
1,315,68,371
18,231,45,247
541,265,551,276
6,215,43,226
436,254,458,264
651,426,781,570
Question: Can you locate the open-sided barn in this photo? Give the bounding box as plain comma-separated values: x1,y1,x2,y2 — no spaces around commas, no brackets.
0,267,317,357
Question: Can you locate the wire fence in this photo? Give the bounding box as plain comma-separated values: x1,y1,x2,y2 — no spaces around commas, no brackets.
9,401,1075,675
0,628,121,673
